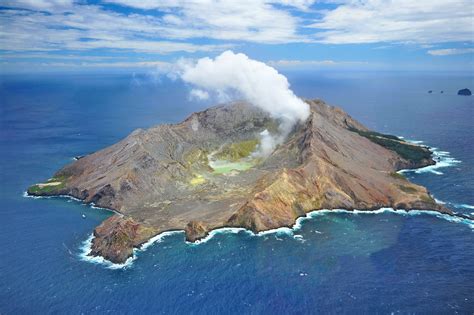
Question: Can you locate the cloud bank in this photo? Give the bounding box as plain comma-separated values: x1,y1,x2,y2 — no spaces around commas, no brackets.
1,0,473,72
427,48,474,56
310,0,473,44
177,51,310,156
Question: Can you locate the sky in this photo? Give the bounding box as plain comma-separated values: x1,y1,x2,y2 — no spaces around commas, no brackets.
0,0,473,73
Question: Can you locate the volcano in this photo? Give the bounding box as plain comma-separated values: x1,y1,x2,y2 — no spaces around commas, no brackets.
28,99,449,263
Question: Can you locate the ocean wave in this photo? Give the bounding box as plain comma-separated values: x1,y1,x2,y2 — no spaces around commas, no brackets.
23,191,81,203
452,203,474,210
185,208,474,249
317,208,474,229
256,227,294,237
428,197,474,211
186,228,251,245
23,191,121,216
398,142,461,175
79,206,474,269
404,139,424,144
78,234,136,269
23,191,46,199
78,231,184,269
140,231,183,250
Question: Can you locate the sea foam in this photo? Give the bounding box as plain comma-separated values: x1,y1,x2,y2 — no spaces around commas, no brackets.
453,203,474,210
398,143,461,175
78,234,136,269
139,231,184,250
183,208,474,250
79,231,185,269
77,207,473,269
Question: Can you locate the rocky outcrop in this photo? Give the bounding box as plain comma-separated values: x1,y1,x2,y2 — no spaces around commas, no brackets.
458,88,472,96
184,221,211,242
90,215,157,264
28,100,451,263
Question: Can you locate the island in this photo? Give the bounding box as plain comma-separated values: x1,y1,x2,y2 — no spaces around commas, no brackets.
28,99,451,264
458,88,472,96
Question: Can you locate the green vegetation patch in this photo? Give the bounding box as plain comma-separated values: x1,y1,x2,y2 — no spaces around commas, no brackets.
349,127,432,163
349,128,402,141
28,175,68,195
420,194,436,205
389,172,406,180
398,185,418,194
214,139,259,162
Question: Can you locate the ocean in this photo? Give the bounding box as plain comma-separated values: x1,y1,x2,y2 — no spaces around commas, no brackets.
0,71,473,313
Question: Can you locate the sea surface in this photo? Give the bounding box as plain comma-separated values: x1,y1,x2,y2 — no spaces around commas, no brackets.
0,71,473,313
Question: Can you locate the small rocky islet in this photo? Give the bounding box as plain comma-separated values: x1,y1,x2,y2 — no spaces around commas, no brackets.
458,88,472,96
28,99,451,264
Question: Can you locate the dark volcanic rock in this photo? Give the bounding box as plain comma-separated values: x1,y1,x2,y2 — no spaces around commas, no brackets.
29,100,451,263
184,221,210,242
89,215,157,264
458,88,472,96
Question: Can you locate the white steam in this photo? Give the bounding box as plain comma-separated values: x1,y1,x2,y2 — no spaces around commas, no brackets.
189,88,209,100
176,50,310,156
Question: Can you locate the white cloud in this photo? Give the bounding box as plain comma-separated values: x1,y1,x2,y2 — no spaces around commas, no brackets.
175,50,310,156
1,0,472,63
310,0,474,44
0,0,313,56
189,88,210,100
105,0,316,10
427,48,474,56
102,0,309,43
0,5,232,54
1,60,171,68
2,0,73,11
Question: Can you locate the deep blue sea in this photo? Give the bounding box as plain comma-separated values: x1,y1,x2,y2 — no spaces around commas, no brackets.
1,71,473,314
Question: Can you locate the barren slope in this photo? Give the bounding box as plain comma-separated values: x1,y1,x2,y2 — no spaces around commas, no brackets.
28,100,449,263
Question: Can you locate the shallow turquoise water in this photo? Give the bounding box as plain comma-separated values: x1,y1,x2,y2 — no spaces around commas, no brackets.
0,72,473,313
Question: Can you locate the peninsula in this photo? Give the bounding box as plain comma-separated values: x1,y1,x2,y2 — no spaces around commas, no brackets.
28,100,450,264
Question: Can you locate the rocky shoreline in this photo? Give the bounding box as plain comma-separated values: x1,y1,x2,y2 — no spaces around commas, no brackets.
28,99,455,264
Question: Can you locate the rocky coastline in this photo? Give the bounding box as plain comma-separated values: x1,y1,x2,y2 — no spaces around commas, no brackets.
28,99,454,264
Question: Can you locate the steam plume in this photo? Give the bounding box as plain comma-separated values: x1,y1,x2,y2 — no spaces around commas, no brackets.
177,50,310,156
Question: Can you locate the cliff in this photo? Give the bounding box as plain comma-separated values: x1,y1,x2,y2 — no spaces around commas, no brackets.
28,100,450,263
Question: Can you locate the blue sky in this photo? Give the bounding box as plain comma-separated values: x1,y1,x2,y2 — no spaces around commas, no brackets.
1,0,473,73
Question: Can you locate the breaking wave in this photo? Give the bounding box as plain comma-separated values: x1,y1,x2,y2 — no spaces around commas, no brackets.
431,198,474,212
201,209,471,247
78,206,473,269
184,208,474,249
453,203,474,210
139,231,184,250
78,234,136,269
78,231,184,269
186,227,250,245
398,140,461,175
